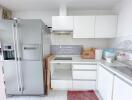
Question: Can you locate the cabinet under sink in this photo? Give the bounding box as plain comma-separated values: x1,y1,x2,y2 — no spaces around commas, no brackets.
51,63,72,90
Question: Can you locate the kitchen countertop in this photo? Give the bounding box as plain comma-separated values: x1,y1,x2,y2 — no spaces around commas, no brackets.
51,55,132,85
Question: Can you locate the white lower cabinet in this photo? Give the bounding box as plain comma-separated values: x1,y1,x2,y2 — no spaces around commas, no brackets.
73,81,96,90
72,64,97,90
51,64,97,90
51,80,72,90
73,71,96,80
97,65,114,100
113,76,132,100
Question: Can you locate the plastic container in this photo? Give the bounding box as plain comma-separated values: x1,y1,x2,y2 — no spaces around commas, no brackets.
95,49,103,60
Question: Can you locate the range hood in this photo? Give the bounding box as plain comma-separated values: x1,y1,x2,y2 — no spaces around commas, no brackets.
52,5,73,35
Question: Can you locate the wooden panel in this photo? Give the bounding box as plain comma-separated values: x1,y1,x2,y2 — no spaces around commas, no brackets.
44,55,54,95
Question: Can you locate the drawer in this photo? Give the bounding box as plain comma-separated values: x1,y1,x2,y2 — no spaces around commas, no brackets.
51,80,72,90
72,71,96,80
72,64,97,70
73,80,96,90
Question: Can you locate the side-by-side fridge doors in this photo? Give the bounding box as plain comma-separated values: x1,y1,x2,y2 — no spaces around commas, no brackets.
16,20,44,95
0,19,44,95
0,20,22,95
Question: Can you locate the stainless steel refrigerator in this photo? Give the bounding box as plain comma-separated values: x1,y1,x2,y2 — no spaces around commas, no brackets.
0,19,50,96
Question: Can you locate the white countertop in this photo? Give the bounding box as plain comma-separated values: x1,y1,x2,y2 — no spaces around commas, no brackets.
51,55,132,85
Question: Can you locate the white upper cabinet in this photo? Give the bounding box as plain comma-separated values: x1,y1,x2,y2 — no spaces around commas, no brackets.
73,16,95,38
52,15,117,38
52,16,73,31
95,15,117,38
113,76,132,100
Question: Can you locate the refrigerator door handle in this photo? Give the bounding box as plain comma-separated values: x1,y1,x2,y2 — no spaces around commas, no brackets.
14,20,24,93
13,22,21,92
22,86,24,91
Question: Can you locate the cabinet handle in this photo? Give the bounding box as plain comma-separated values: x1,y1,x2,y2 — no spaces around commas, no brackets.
19,88,21,91
22,87,24,91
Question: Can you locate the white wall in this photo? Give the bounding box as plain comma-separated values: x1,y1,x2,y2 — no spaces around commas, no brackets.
116,0,132,37
111,0,132,50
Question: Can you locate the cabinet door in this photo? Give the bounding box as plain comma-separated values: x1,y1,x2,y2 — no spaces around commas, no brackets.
73,81,96,90
22,61,44,95
0,63,6,100
95,15,117,38
73,16,95,38
97,66,114,100
51,80,72,90
52,16,73,31
113,76,132,100
73,71,96,80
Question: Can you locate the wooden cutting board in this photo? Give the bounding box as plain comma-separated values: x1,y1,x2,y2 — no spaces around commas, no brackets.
44,54,54,95
81,48,95,59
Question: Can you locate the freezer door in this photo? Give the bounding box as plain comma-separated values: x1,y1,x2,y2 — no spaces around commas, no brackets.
21,61,44,95
3,61,22,95
0,20,22,95
22,44,41,60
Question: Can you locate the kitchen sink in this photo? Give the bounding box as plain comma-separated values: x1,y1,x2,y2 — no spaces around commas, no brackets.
54,57,72,60
111,65,132,77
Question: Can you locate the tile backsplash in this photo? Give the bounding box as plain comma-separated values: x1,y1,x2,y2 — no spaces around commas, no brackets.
51,34,112,48
50,45,82,55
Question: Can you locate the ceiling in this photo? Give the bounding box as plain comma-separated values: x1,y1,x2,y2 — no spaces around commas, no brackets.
0,0,121,11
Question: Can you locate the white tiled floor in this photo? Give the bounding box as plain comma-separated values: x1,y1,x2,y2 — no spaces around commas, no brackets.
7,90,101,100
7,91,67,100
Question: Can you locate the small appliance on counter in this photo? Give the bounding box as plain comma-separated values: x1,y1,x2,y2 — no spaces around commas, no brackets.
103,48,116,63
95,49,103,60
81,48,95,59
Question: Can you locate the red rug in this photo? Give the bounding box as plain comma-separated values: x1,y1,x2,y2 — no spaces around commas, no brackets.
68,90,99,100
